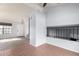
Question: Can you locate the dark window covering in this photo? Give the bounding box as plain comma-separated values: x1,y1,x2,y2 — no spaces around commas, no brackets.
0,22,12,26
47,25,79,41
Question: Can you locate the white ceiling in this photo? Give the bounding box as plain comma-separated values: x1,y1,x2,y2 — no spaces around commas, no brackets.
0,3,43,23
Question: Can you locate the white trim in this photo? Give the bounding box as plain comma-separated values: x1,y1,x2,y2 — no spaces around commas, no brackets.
30,41,46,47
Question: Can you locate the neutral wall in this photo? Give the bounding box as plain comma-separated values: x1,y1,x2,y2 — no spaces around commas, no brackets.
45,3,79,53
35,11,46,46
45,3,79,26
30,11,46,46
30,12,36,46
23,18,29,38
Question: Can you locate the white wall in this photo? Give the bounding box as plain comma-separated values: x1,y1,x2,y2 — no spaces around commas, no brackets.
45,3,79,53
45,4,79,26
14,23,24,36
30,11,46,46
35,11,46,46
23,18,29,38
30,12,36,46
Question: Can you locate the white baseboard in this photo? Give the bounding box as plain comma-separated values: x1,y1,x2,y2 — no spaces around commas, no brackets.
30,41,46,47
35,42,46,47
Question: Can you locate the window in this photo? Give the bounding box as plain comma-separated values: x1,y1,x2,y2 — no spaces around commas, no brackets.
0,23,12,34
3,26,12,34
0,25,3,34
47,25,79,41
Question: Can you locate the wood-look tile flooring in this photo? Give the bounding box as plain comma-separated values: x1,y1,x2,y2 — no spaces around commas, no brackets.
0,37,79,56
